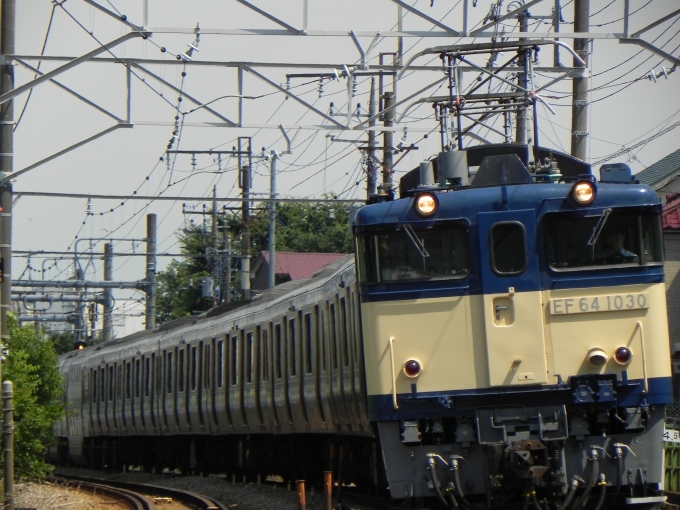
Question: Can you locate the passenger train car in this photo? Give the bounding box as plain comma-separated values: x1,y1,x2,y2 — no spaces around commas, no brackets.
55,140,672,509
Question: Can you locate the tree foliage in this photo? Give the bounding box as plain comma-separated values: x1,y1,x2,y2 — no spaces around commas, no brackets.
2,314,65,479
155,199,354,324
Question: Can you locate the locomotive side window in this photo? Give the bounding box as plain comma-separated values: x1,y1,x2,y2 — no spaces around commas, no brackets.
100,367,105,402
546,211,662,269
357,224,469,283
262,329,269,382
92,369,98,403
341,298,349,367
491,222,527,275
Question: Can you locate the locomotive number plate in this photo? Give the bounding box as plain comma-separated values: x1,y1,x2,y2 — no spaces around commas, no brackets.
549,293,649,315
664,429,680,443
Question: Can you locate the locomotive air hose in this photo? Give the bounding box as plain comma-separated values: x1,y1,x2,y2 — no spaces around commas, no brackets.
446,483,461,509
555,477,580,510
591,474,607,510
530,491,543,510
613,452,623,500
571,455,599,510
428,457,452,509
451,461,500,510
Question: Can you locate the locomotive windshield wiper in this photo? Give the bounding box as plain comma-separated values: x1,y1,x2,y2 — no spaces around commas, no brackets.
402,223,430,258
587,207,612,246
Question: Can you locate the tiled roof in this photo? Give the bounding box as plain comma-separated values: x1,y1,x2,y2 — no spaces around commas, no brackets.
260,251,347,281
635,148,680,189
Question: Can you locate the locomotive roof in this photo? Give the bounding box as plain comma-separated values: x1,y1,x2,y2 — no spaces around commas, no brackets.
354,181,661,228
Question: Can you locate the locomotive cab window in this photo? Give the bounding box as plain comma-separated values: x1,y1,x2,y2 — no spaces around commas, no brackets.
357,224,469,283
491,222,527,275
546,210,662,270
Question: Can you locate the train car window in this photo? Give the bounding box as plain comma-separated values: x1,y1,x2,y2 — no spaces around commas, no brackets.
108,365,114,401
179,348,185,392
231,335,239,385
320,307,327,372
491,222,527,275
546,212,662,269
275,324,283,379
191,346,198,391
305,313,313,374
357,224,469,283
289,318,297,377
204,345,211,390
135,359,141,398
155,355,161,395
340,298,349,366
92,369,97,404
167,351,173,394
117,364,123,400
262,329,269,382
246,333,254,383
99,367,105,402
330,303,338,370
145,357,151,397
217,340,224,388
125,362,132,400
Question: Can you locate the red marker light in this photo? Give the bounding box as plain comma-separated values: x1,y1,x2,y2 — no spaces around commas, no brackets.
403,359,423,378
614,347,632,365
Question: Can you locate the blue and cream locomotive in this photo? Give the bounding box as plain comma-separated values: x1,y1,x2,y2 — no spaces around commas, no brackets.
354,143,671,509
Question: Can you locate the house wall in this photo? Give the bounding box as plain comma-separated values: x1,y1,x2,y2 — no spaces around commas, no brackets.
664,230,680,399
656,179,680,203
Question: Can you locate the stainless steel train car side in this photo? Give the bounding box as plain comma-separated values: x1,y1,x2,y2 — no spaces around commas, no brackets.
55,255,372,477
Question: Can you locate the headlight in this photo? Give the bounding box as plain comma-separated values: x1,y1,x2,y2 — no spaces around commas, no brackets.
414,192,438,216
587,347,608,367
571,180,597,205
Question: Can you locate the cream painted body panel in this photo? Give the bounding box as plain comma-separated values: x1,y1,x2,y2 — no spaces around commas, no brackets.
362,282,670,398
361,295,489,397
483,289,548,386
546,282,671,381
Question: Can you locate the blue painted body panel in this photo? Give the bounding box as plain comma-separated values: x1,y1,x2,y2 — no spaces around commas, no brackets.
356,182,663,301
367,376,672,422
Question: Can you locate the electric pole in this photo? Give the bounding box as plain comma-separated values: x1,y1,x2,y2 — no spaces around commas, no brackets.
145,213,156,329
381,92,395,195
571,0,590,161
0,0,15,377
367,78,378,199
516,10,529,144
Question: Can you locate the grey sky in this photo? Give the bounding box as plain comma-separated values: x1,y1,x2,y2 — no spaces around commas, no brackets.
12,0,680,333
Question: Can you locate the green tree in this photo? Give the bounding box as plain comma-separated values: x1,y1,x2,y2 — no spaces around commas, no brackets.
2,314,65,479
155,199,355,324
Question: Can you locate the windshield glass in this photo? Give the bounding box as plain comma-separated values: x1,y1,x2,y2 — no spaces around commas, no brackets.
357,225,469,283
546,211,662,269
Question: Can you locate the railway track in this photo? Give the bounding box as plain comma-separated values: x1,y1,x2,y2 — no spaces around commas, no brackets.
48,474,226,510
